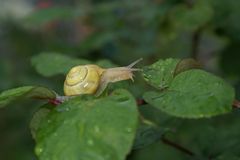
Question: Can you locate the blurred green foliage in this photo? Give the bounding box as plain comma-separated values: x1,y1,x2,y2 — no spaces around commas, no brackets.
0,0,240,159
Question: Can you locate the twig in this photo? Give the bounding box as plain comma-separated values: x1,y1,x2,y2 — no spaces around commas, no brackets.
161,135,194,156
191,27,202,59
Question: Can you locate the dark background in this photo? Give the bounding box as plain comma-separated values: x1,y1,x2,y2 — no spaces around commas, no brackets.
0,0,240,159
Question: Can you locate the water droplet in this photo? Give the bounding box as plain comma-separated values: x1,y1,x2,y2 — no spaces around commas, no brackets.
209,93,214,97
87,139,94,146
94,126,100,133
126,127,133,133
35,146,43,155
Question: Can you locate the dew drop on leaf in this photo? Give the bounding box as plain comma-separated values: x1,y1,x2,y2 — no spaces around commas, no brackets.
94,125,100,133
35,146,43,156
125,127,133,133
87,139,94,146
63,120,67,124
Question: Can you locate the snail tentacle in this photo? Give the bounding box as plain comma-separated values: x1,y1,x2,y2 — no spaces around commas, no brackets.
127,58,143,68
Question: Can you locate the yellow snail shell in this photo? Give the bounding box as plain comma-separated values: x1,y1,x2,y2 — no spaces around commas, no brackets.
64,58,142,96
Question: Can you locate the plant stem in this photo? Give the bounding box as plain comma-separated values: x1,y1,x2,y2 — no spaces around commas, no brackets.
191,28,202,59
161,135,194,156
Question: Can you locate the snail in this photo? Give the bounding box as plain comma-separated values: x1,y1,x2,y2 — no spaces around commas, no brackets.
64,58,142,96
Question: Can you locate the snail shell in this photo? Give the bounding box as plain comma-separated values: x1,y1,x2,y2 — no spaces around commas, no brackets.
64,65,105,96
64,59,142,96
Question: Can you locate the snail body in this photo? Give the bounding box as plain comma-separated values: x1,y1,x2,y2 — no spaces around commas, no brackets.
64,59,142,96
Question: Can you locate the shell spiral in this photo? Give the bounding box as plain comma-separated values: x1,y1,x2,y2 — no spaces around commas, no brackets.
64,65,104,96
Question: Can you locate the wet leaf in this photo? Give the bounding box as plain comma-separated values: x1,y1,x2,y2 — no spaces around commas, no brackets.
144,69,235,118
142,58,180,90
33,89,138,160
0,86,56,108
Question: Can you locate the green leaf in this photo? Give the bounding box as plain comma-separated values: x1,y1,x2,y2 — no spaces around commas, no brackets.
31,52,90,77
138,104,183,130
142,58,180,90
129,141,191,160
24,7,80,26
78,32,115,53
164,112,240,158
169,1,213,31
133,104,182,150
214,152,240,160
133,122,162,150
33,89,138,160
0,86,56,108
30,106,52,140
144,69,235,118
